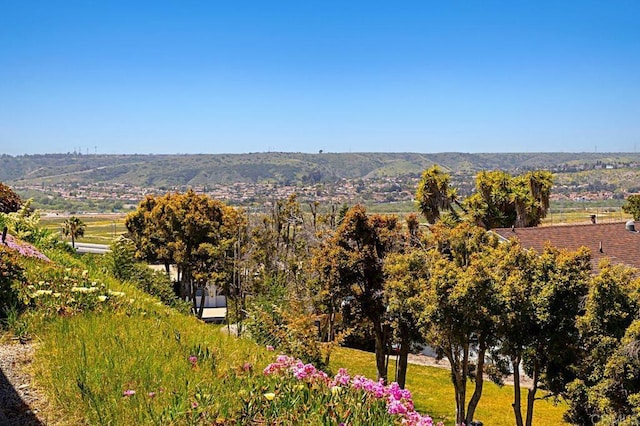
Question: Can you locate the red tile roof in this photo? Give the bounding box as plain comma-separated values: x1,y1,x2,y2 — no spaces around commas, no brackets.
492,221,640,272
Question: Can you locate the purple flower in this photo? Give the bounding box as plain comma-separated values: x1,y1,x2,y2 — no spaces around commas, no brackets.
332,368,350,386
3,234,50,262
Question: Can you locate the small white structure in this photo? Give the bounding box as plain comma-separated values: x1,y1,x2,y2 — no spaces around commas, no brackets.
194,285,227,308
148,264,228,322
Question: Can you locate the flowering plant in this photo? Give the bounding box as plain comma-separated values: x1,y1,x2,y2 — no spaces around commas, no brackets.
263,354,441,426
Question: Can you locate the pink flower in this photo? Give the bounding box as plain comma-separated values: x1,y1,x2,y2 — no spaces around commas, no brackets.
148,392,156,398
123,389,136,397
388,399,408,415
264,353,434,425
192,402,198,409
188,355,197,366
332,368,350,386
266,345,274,351
243,362,253,372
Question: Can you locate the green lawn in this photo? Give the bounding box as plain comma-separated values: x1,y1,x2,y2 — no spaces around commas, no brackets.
331,347,568,426
40,214,127,244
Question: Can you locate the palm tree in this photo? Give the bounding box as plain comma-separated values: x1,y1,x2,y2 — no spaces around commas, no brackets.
63,216,86,249
415,165,458,224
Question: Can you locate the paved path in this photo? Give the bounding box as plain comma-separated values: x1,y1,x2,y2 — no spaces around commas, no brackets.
71,242,110,254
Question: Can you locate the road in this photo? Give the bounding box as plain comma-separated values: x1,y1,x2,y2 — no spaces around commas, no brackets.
71,242,110,254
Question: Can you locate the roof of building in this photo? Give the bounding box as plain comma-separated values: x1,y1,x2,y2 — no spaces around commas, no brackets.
492,221,640,272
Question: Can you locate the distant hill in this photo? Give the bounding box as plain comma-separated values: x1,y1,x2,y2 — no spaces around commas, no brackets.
4,152,640,188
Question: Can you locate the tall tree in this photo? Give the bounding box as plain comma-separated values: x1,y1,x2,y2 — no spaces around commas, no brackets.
564,260,640,424
415,165,458,224
316,205,400,383
419,222,501,425
491,240,538,426
491,241,591,426
463,170,553,229
125,190,240,318
62,216,86,249
520,245,590,426
384,249,428,389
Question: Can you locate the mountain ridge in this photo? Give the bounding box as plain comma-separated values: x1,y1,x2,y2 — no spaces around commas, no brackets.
4,152,639,188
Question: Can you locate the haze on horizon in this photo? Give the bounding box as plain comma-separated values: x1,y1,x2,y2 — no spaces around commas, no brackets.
1,1,639,156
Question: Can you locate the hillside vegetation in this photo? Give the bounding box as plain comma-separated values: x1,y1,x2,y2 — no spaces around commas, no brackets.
5,152,640,188
0,237,568,425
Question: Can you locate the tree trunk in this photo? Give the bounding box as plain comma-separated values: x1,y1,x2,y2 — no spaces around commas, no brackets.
465,338,486,425
373,319,388,384
445,346,467,425
196,284,206,319
525,358,540,426
396,335,410,389
512,356,524,426
71,234,75,249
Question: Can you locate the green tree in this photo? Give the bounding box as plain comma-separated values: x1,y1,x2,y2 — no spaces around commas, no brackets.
520,245,590,426
492,241,591,426
125,190,241,318
316,205,400,383
564,260,640,424
62,216,86,249
463,170,553,229
622,194,640,220
106,236,178,307
491,240,538,426
415,165,458,224
419,222,501,425
384,249,428,389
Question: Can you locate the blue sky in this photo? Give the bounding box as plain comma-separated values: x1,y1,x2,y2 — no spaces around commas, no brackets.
1,1,638,155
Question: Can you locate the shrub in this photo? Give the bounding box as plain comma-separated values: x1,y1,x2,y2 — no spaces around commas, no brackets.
245,302,333,369
1,201,61,249
106,236,179,307
0,245,26,319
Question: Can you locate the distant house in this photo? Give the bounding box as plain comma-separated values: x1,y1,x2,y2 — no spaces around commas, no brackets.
492,220,640,272
148,264,227,322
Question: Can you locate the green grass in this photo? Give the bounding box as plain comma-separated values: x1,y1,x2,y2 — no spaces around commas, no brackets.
40,214,127,244
330,348,568,426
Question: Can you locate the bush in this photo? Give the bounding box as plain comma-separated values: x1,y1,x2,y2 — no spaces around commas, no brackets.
0,245,26,319
245,302,332,370
1,201,61,249
106,236,179,307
